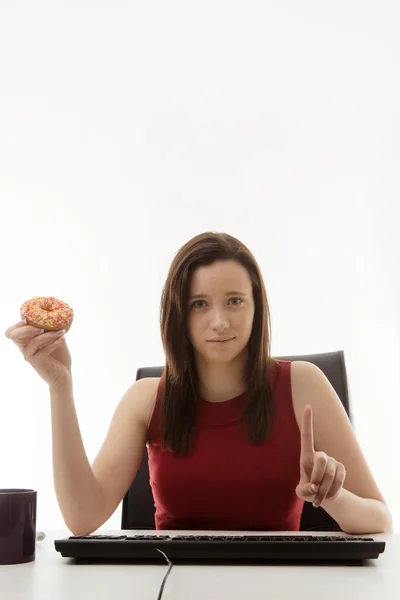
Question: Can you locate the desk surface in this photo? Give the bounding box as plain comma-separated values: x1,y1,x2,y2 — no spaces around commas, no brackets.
1,530,399,600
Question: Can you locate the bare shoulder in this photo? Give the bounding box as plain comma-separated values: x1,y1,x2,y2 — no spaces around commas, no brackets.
125,376,162,428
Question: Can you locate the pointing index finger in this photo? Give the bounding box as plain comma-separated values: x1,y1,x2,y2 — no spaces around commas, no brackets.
301,404,315,458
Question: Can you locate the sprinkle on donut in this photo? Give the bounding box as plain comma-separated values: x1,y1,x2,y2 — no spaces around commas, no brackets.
20,296,74,332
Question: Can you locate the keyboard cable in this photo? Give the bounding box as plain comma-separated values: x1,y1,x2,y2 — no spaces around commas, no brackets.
155,548,174,600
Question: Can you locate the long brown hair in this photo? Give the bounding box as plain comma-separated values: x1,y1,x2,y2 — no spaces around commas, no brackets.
158,231,278,454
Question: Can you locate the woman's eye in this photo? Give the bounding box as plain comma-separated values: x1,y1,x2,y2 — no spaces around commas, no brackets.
192,300,205,308
191,298,242,309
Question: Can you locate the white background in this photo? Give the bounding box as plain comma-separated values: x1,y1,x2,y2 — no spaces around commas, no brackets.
1,1,399,532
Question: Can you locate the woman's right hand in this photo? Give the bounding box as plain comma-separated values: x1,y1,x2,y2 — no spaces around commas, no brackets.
5,320,72,387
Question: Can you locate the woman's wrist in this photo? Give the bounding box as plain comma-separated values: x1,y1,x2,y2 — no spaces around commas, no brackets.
49,373,73,393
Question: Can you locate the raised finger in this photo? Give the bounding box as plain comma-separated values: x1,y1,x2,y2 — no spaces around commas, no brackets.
300,404,315,460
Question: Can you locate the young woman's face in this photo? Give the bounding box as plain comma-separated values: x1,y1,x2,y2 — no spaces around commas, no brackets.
186,260,255,363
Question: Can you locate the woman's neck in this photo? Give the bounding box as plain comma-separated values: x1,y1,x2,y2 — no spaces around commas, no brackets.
195,358,247,403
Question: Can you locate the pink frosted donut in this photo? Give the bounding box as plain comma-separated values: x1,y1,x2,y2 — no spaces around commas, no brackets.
20,296,74,332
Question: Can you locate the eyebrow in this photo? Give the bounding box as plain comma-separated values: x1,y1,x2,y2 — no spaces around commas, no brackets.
189,291,248,300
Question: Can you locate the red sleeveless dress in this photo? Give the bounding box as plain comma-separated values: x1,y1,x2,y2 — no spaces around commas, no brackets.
147,359,304,530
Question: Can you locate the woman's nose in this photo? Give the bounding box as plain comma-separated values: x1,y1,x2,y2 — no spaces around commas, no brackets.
210,310,229,329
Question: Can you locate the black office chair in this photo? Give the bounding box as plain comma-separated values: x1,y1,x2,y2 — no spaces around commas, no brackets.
121,350,353,532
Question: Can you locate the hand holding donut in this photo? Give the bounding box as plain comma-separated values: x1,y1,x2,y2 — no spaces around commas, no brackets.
5,296,74,387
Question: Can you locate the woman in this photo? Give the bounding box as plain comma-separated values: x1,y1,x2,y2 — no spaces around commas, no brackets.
5,232,393,535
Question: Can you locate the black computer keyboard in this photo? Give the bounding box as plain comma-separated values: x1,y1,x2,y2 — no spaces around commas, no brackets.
54,533,386,563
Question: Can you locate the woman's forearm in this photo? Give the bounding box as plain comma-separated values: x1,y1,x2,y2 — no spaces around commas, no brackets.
321,488,393,534
49,378,106,535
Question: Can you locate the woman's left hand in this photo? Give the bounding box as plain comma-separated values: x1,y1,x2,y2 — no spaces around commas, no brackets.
295,404,346,507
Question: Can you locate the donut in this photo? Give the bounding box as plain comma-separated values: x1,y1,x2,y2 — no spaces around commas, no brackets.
20,296,74,332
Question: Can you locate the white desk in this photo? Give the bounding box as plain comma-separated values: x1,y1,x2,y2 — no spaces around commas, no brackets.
1,529,399,600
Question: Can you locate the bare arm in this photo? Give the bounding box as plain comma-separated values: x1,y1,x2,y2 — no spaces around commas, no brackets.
291,361,393,534
322,488,393,534
50,376,155,536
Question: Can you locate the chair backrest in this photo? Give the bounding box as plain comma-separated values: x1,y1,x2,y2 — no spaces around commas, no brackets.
121,350,353,531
